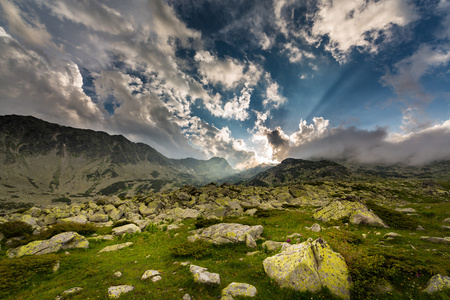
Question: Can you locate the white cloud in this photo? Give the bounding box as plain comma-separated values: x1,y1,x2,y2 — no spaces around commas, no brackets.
282,42,315,63
0,0,59,49
203,86,252,121
311,0,418,62
0,32,103,128
263,74,286,108
195,51,262,89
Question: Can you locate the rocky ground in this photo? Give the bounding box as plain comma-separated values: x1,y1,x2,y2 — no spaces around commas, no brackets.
0,180,449,299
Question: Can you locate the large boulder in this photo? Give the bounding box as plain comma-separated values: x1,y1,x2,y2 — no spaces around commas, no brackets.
263,238,351,300
190,223,263,245
107,285,134,299
313,200,387,227
189,264,220,285
424,274,450,294
7,232,89,258
112,224,141,236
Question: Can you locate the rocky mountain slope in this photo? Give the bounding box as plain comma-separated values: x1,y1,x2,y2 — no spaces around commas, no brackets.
0,115,236,208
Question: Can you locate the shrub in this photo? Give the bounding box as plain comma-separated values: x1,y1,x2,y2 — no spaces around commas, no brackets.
366,201,419,230
194,218,221,229
0,221,33,239
0,254,59,298
170,239,212,259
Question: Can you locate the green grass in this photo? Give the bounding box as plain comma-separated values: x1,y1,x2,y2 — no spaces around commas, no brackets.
1,180,449,299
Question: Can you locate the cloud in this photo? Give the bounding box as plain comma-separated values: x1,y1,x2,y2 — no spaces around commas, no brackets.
0,31,103,128
186,117,257,169
311,0,418,62
194,50,262,88
0,0,59,49
262,74,286,108
253,116,450,166
282,42,315,63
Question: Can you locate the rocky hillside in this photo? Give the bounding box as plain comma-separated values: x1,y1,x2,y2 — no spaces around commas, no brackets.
0,179,449,299
243,158,352,186
0,115,235,208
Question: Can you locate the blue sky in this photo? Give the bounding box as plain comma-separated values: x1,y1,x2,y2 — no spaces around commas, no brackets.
0,0,449,168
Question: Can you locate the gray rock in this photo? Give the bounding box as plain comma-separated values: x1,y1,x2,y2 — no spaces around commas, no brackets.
113,271,122,277
112,224,141,236
190,264,220,285
222,282,257,298
310,223,321,232
107,285,134,299
182,294,192,300
89,213,109,223
420,236,450,244
7,232,89,258
443,218,450,223
263,238,351,300
98,242,133,253
384,232,401,238
191,223,263,245
262,240,290,252
57,216,87,225
141,270,161,280
395,208,416,213
108,208,123,222
424,274,450,294
61,287,83,297
245,233,257,248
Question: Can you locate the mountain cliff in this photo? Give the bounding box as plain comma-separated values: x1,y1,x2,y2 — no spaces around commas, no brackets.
0,115,235,206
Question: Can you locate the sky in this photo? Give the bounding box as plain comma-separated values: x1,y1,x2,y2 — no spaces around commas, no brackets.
0,0,449,169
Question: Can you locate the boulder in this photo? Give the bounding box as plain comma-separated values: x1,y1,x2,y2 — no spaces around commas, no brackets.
190,223,263,245
310,223,321,232
7,232,88,258
139,204,153,216
313,200,387,227
182,208,201,219
262,240,290,252
424,274,450,294
245,234,257,248
60,287,83,297
141,270,161,280
98,242,133,253
395,208,416,213
89,213,109,223
57,216,87,225
222,282,257,298
112,224,141,236
263,238,351,300
108,208,123,222
107,285,134,299
190,264,220,285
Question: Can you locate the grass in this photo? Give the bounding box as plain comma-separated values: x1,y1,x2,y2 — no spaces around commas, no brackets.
0,180,449,299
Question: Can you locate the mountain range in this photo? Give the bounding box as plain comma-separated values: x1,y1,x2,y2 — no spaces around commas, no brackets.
1,115,449,210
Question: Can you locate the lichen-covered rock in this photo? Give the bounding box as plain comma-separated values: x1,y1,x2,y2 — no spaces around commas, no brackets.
263,238,351,300
262,240,291,252
190,264,220,285
310,223,321,232
57,216,87,224
313,200,387,227
89,213,109,223
222,282,257,298
61,287,83,297
424,274,450,293
112,224,141,236
139,204,153,216
7,232,88,258
245,233,257,248
98,242,133,253
193,223,263,244
108,208,123,222
141,270,160,280
107,285,134,298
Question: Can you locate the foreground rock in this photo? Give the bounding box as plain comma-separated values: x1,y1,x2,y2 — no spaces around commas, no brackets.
190,264,220,285
221,282,257,299
7,232,88,258
98,242,133,253
189,223,263,244
424,274,450,293
263,238,351,300
112,224,141,236
55,287,83,299
107,285,134,298
313,200,388,227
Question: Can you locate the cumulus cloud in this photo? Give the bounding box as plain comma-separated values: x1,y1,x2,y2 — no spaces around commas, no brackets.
262,74,286,108
194,50,262,88
311,0,418,62
253,116,450,166
0,31,103,128
0,0,59,49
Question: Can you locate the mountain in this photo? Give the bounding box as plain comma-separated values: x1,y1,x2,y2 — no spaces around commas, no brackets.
242,158,352,186
222,163,276,184
0,115,235,207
